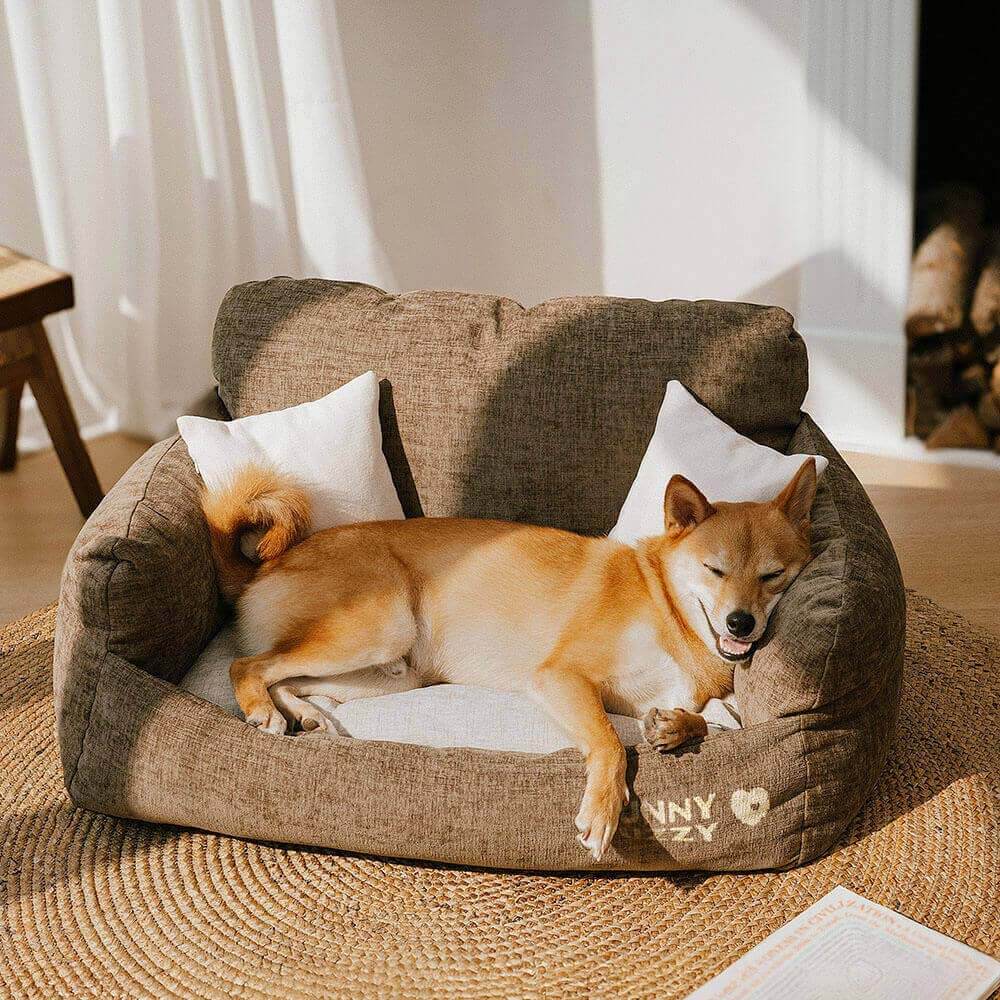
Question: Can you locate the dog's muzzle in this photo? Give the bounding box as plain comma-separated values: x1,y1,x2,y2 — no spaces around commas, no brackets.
699,602,755,661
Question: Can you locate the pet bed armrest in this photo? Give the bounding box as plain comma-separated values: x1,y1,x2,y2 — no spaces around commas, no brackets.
736,414,906,725
735,415,905,864
54,435,223,789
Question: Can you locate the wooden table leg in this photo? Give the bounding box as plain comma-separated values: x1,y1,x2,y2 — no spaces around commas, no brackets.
0,380,24,471
24,322,103,517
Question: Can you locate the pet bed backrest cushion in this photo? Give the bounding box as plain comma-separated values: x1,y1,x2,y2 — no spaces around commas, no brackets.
213,279,808,534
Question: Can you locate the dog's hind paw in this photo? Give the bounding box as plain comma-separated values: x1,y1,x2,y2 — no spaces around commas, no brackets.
246,706,288,736
294,703,336,735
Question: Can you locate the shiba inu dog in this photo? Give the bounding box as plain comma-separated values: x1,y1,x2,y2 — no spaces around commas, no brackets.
202,458,816,860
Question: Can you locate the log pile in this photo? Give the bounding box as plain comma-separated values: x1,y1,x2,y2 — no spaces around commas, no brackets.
906,185,1000,451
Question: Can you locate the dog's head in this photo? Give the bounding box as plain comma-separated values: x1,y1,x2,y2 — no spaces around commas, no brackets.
656,459,817,662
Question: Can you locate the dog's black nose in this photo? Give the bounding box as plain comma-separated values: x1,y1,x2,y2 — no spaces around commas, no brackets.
726,611,755,637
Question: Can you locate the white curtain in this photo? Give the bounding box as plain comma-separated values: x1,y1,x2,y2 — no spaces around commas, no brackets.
1,0,393,448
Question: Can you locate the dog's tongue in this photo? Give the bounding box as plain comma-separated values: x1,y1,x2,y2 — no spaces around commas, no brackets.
719,636,752,656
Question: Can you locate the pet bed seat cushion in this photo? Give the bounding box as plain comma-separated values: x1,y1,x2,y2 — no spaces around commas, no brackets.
611,380,829,543
177,369,402,530
54,281,905,873
180,624,742,750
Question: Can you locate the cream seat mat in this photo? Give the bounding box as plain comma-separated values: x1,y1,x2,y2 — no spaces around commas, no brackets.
181,625,741,753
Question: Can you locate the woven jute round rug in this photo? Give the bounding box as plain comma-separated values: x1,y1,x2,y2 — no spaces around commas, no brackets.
1,592,997,999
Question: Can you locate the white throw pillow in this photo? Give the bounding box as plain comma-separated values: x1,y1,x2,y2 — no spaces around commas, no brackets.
610,380,829,545
177,370,403,531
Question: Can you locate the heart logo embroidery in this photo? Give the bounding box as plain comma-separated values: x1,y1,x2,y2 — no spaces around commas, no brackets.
730,787,770,827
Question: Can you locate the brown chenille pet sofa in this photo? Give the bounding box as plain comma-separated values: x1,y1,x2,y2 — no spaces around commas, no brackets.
53,280,905,872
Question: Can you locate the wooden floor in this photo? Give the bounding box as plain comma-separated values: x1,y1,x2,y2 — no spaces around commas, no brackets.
0,434,150,624
840,452,1000,636
1,435,999,636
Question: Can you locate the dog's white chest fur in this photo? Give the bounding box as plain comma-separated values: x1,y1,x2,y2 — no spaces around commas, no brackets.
608,621,697,717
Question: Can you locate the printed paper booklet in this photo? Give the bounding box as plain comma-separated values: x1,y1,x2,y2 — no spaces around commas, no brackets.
687,886,1000,1000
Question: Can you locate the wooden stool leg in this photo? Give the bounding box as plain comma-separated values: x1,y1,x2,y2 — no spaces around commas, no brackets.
24,322,103,517
0,379,24,471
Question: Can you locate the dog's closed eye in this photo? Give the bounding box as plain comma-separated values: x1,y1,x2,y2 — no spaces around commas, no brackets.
702,563,726,577
759,569,784,582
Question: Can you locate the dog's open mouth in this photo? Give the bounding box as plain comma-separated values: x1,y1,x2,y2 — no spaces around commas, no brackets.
698,602,755,661
717,635,754,660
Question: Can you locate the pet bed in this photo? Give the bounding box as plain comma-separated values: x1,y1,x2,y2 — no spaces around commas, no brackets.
53,281,905,872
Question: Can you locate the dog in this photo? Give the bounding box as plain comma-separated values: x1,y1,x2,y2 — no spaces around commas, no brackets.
201,458,816,860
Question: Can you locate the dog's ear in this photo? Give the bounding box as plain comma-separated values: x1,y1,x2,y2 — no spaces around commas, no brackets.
664,475,715,537
773,458,817,534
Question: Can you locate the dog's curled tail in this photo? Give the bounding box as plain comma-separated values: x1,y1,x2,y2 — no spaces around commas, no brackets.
200,464,311,602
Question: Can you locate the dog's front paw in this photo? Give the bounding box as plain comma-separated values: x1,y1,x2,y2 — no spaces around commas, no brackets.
643,707,707,752
246,705,288,736
575,779,629,861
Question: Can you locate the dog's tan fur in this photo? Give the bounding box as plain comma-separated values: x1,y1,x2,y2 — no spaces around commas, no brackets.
203,460,816,860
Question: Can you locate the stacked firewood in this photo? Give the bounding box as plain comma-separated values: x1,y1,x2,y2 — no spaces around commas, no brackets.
906,184,1000,450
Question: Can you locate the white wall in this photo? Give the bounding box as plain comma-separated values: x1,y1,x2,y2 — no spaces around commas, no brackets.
337,0,809,309
590,1,808,306
336,0,604,304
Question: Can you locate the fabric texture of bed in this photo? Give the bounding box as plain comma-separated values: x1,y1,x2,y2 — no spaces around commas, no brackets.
53,281,905,872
